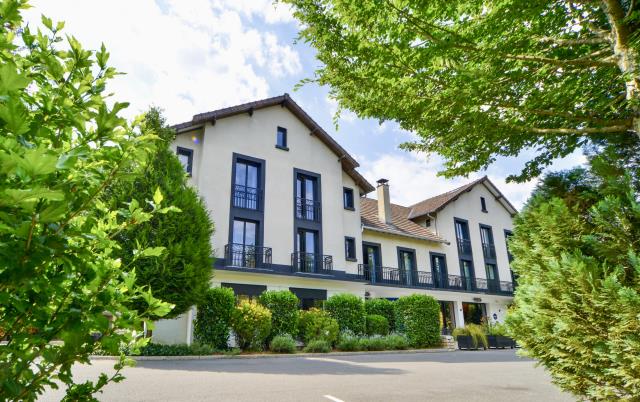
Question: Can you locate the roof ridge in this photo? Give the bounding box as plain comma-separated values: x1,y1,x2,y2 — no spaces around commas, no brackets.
409,175,487,208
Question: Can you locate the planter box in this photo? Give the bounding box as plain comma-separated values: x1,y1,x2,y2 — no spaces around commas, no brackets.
455,335,485,350
487,335,515,349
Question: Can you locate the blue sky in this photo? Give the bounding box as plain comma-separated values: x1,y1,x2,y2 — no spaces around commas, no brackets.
26,0,585,208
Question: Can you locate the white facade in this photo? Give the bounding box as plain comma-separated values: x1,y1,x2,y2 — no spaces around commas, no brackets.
153,95,516,345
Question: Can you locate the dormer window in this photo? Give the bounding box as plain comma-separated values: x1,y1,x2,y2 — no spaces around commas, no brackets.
276,126,288,150
425,218,431,227
480,196,488,212
343,187,354,210
176,147,193,176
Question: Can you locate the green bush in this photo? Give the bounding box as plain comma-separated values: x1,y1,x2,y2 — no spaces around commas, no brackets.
132,342,216,356
298,308,339,344
325,293,366,334
395,294,441,347
452,324,488,349
366,314,389,336
365,298,396,331
336,332,362,351
485,321,508,337
258,290,299,340
358,336,387,351
303,339,331,353
231,300,272,351
383,333,409,350
194,287,236,349
269,335,297,354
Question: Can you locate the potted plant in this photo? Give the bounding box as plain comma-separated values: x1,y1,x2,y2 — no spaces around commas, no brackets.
452,324,487,350
485,322,515,349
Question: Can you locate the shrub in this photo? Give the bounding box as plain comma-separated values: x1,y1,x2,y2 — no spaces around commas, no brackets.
336,332,362,351
298,308,339,344
133,342,216,356
194,287,236,349
395,294,441,347
231,300,272,351
383,334,409,350
325,293,366,334
452,324,488,349
366,314,389,336
485,321,508,337
269,335,297,354
303,340,331,353
359,336,387,351
258,290,299,340
365,298,395,331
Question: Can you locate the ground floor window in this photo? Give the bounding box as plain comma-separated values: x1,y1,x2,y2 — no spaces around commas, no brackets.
221,283,266,301
462,302,486,325
289,287,327,310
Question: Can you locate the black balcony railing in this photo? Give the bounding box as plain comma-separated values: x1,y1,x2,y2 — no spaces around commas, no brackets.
456,238,472,256
233,184,262,210
481,243,497,259
358,265,434,288
499,281,514,294
411,270,434,288
291,252,333,273
224,243,272,268
295,197,321,222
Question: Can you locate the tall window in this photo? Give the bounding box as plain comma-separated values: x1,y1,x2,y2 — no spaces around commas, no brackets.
296,173,318,221
276,126,288,149
479,226,496,259
480,196,487,212
230,219,258,267
460,260,475,291
234,160,260,210
454,219,472,256
296,228,319,272
343,187,354,210
431,253,448,288
344,237,356,260
176,147,193,176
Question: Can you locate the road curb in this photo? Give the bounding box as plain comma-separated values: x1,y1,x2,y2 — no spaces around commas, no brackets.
90,348,456,361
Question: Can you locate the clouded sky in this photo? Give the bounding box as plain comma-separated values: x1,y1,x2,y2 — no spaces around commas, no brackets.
25,0,586,208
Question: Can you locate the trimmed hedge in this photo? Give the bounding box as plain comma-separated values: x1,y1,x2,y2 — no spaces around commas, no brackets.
194,287,236,349
231,300,272,351
258,290,299,340
133,342,216,356
365,298,395,331
298,308,339,344
395,294,441,347
366,314,389,336
336,333,410,352
325,293,365,334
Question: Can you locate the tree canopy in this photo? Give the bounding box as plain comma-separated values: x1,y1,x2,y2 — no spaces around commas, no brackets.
107,108,214,320
285,0,640,181
0,1,173,400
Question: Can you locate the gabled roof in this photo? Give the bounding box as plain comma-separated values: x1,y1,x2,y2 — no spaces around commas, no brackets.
172,94,375,194
408,176,518,219
360,198,448,243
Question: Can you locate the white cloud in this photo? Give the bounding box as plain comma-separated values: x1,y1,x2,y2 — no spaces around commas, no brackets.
358,150,588,210
24,0,301,123
325,96,358,123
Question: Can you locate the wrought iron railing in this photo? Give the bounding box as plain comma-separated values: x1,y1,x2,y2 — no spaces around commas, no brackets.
411,270,434,288
295,197,321,222
481,243,497,259
291,252,333,273
233,184,261,210
499,281,514,294
224,243,272,268
456,237,472,256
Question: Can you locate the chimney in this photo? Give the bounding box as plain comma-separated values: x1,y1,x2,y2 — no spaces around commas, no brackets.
376,178,392,224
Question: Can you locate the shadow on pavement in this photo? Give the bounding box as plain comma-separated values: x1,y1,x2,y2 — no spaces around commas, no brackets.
336,349,533,364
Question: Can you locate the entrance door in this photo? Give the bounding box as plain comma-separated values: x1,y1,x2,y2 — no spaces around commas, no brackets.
460,259,475,291
431,254,448,288
296,229,318,272
362,243,381,282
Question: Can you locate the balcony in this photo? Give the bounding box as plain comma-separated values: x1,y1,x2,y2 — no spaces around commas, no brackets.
233,184,262,210
481,243,497,260
456,238,472,256
295,197,321,222
224,243,272,269
291,252,333,274
358,266,514,295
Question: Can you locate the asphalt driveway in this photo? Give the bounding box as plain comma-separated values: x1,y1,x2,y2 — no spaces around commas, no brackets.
39,349,571,402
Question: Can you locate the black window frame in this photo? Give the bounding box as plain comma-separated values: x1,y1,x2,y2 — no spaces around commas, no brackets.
343,187,355,210
176,146,193,176
276,126,288,151
480,196,488,213
344,236,357,261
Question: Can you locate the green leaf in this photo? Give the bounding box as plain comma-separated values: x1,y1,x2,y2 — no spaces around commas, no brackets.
137,246,165,258
0,96,30,135
0,63,30,93
153,187,163,206
4,187,64,204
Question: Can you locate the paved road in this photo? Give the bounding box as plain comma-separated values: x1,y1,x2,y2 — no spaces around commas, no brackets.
40,350,571,402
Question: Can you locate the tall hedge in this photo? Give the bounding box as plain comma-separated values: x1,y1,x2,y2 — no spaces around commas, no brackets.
324,293,365,334
107,108,214,318
193,287,235,349
365,298,395,331
395,294,441,347
506,167,640,399
258,290,299,339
